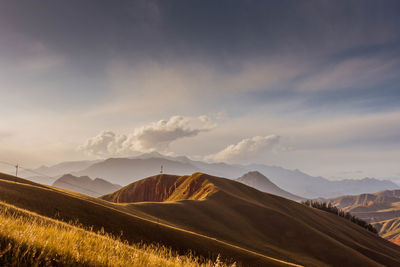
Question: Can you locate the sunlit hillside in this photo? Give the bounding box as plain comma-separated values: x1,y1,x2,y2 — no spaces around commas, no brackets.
0,201,230,267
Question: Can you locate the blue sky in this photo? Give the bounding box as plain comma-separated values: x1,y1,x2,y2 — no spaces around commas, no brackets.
0,0,400,180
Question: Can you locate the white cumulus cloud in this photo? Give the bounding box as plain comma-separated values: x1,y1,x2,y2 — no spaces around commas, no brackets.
205,135,280,163
79,115,215,157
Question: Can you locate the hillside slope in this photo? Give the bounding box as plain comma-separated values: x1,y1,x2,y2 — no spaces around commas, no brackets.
0,172,293,266
0,200,226,267
102,172,400,267
236,171,305,201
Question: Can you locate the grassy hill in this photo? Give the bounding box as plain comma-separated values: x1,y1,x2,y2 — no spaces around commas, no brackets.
102,172,400,266
2,171,400,266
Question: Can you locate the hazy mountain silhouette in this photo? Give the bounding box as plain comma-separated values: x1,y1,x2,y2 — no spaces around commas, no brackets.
25,153,399,199
76,157,200,185
236,171,305,201
53,174,121,197
247,164,399,198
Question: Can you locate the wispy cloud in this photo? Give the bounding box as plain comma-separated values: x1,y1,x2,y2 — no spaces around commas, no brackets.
297,56,400,92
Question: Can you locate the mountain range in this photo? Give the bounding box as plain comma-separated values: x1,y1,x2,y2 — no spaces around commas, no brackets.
24,152,399,199
323,189,400,246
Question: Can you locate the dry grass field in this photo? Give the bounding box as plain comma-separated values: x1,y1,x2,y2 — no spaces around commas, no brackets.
0,200,232,267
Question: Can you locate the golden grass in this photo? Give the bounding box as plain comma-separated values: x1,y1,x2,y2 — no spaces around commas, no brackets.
0,201,232,267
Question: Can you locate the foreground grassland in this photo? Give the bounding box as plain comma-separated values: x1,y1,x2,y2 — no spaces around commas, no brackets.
0,201,231,267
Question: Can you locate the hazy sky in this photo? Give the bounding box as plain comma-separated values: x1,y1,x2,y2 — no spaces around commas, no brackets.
1,0,400,180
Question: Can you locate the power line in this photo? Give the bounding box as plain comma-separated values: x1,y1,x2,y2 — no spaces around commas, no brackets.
0,160,105,197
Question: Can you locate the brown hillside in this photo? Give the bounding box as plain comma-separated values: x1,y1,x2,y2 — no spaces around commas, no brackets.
103,172,400,267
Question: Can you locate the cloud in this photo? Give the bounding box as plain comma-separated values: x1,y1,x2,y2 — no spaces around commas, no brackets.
79,115,215,157
205,135,280,163
297,56,400,92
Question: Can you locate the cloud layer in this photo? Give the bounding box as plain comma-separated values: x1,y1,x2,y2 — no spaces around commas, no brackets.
80,116,214,157
205,135,280,163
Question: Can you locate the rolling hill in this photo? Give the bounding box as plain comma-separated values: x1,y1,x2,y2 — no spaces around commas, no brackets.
52,174,122,197
325,190,400,245
236,171,305,202
102,172,400,266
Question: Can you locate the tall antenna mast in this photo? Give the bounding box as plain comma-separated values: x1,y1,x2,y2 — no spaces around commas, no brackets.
15,164,19,177
160,165,163,174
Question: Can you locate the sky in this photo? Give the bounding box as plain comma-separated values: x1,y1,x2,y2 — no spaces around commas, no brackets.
1,0,400,181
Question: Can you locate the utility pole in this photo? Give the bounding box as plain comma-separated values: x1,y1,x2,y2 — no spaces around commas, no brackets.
160,165,163,174
15,164,19,177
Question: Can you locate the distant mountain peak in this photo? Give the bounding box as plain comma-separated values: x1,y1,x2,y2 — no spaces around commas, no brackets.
53,174,121,197
236,171,305,201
